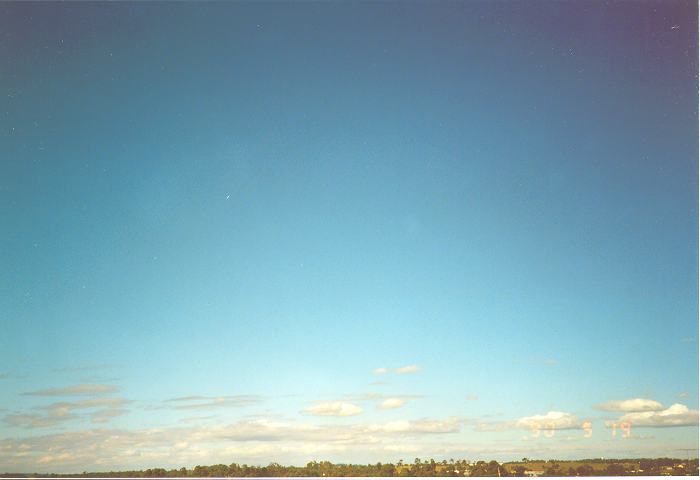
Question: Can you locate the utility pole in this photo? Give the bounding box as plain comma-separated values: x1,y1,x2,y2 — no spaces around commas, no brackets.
677,447,697,474
678,448,696,464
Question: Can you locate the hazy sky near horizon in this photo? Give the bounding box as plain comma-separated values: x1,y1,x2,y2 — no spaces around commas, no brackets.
1,0,698,472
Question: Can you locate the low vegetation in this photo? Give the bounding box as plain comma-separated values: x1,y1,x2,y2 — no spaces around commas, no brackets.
2,457,698,477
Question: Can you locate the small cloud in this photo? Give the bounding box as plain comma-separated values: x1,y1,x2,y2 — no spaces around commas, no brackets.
594,398,664,412
521,357,559,367
678,392,689,399
681,336,695,343
343,393,423,403
304,401,363,417
365,417,462,434
167,395,210,402
166,395,261,410
373,367,389,375
379,398,406,410
474,420,513,432
179,415,216,424
46,397,127,411
21,384,118,397
466,394,479,401
0,373,9,380
369,380,389,386
90,407,127,424
395,365,421,375
617,403,699,427
51,364,116,373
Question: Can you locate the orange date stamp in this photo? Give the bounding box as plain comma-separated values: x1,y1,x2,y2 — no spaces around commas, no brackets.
528,420,632,438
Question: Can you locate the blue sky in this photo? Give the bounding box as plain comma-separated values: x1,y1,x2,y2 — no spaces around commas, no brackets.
0,0,698,472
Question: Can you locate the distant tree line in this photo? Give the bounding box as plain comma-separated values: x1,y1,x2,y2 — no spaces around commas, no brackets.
2,456,698,477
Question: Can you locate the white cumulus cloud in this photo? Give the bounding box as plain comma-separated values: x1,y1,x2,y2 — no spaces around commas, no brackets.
594,398,664,412
379,398,406,410
617,403,699,427
395,365,421,374
515,411,580,430
304,401,363,417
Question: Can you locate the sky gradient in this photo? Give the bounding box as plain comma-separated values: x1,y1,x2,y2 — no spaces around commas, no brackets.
1,0,698,472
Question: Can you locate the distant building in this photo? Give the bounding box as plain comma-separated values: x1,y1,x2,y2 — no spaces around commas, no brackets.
524,470,544,477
